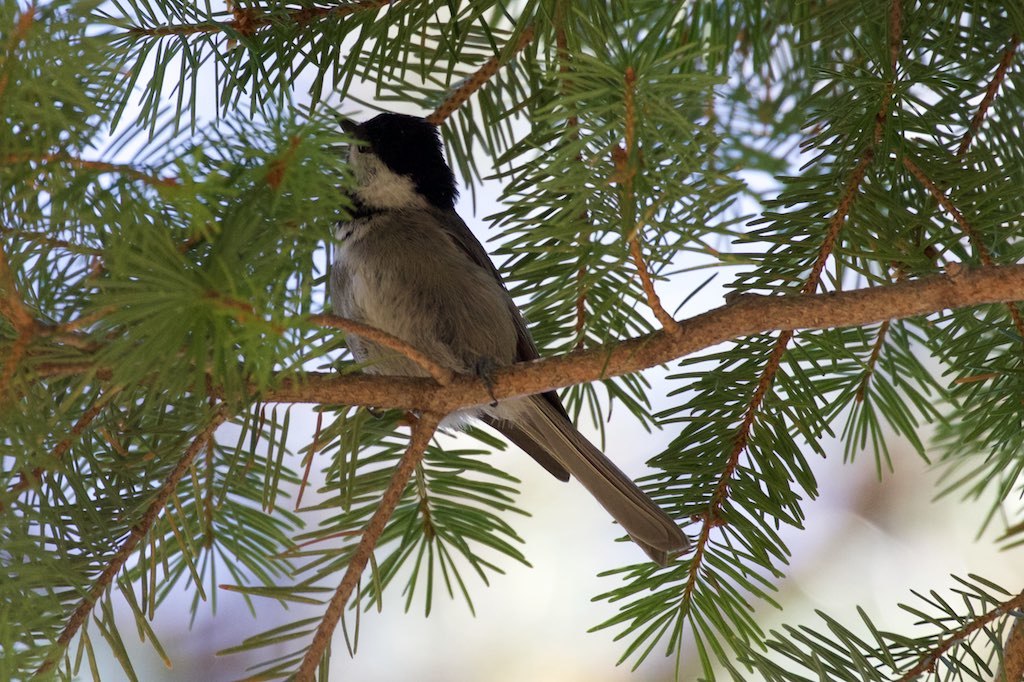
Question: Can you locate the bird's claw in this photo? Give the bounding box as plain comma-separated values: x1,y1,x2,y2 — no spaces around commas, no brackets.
475,357,500,407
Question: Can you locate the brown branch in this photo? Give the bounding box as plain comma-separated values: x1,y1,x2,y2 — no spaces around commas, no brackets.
678,4,899,610
2,153,178,188
997,611,1024,682
855,319,890,402
897,589,1024,681
261,265,1024,411
21,266,1024,412
308,313,454,385
0,3,34,101
902,157,989,264
629,235,681,334
0,389,120,513
33,409,228,677
616,66,679,335
902,156,1024,342
553,0,591,351
122,0,394,38
294,412,440,682
957,35,1020,158
426,24,536,126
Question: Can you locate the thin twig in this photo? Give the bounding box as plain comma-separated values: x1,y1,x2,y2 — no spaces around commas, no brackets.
33,409,228,677
309,313,454,385
0,3,35,101
3,153,178,188
855,319,890,402
629,235,681,334
902,157,989,263
294,412,441,682
897,589,1024,681
957,35,1020,158
618,66,679,334
902,156,1024,341
0,388,120,513
426,24,536,125
122,0,394,38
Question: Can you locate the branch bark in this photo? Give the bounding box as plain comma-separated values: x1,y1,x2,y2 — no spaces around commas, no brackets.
33,409,228,677
261,264,1024,411
294,412,440,682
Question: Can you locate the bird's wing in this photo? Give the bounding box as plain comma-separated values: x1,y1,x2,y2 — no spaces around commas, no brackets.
435,208,573,481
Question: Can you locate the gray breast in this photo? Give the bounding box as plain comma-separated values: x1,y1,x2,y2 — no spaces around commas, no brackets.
331,211,518,377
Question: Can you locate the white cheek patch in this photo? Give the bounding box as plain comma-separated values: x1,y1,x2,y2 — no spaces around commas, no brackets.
350,148,428,210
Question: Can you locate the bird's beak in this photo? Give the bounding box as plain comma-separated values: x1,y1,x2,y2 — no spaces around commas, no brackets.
339,117,358,135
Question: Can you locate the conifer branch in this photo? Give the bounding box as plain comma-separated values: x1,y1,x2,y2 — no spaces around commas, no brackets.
309,314,454,385
902,156,1024,342
957,34,1020,158
294,412,440,682
0,2,35,101
855,318,890,402
680,0,902,616
19,265,1024,414
859,30,1016,409
1,153,179,188
552,0,591,351
33,409,228,677
619,66,681,335
426,23,536,125
121,0,395,38
262,264,1024,411
896,589,1024,681
0,224,102,256
0,388,120,514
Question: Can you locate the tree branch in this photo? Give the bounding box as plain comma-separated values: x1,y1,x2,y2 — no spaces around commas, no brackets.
2,153,179,188
308,313,454,385
121,0,396,38
294,412,440,682
678,3,902,612
33,409,228,678
903,156,1024,342
426,24,536,126
0,388,121,513
957,34,1020,158
260,264,1024,411
897,589,1024,681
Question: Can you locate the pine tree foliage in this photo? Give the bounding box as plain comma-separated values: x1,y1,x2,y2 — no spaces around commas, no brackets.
2,0,1024,679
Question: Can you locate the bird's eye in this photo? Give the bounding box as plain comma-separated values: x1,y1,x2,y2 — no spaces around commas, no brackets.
357,144,371,154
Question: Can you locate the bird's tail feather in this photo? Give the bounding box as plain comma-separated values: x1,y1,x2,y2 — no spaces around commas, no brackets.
495,396,690,565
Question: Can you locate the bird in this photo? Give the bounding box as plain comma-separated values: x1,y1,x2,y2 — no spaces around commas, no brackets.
330,112,689,565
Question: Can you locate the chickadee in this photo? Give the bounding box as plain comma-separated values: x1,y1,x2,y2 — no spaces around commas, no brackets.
331,112,689,564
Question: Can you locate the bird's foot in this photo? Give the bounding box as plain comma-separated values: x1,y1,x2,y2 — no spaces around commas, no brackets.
474,357,500,407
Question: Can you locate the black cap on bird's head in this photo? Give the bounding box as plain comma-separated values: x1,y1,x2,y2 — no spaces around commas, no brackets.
343,113,458,211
